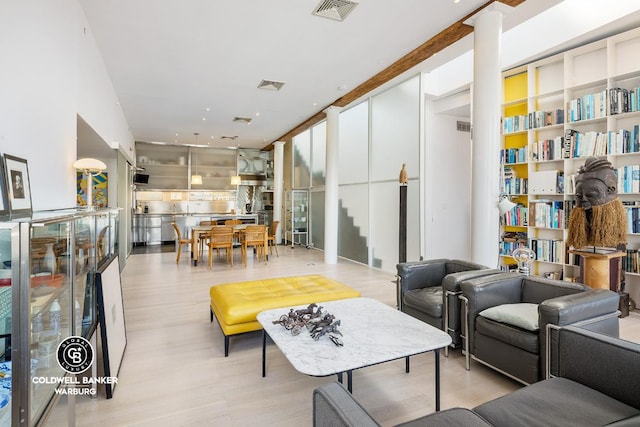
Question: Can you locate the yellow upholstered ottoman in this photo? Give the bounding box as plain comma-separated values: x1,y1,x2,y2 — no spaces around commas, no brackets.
210,274,360,356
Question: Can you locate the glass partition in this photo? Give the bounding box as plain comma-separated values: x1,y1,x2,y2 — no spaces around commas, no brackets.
311,122,326,187
292,130,311,188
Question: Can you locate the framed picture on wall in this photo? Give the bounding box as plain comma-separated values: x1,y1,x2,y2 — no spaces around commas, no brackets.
0,159,9,220
3,154,32,218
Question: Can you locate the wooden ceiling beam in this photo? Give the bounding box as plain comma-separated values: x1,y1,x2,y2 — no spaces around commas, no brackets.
265,0,526,150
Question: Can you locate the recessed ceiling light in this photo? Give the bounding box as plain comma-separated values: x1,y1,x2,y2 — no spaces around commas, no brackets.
337,84,347,91
256,112,260,116
205,107,211,111
202,117,206,121
313,103,317,106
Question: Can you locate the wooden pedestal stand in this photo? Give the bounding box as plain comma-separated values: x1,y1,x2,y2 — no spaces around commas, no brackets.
569,250,625,291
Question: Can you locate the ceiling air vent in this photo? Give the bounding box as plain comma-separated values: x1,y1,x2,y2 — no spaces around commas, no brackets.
233,117,252,124
457,121,471,132
257,80,285,91
312,0,359,22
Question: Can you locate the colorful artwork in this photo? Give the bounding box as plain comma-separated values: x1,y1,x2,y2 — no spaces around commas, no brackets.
77,172,108,207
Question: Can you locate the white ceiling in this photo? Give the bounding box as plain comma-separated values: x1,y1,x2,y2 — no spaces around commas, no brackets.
79,0,640,154
79,0,557,151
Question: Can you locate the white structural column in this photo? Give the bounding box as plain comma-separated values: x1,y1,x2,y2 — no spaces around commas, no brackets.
273,141,285,244
466,3,512,267
324,106,341,264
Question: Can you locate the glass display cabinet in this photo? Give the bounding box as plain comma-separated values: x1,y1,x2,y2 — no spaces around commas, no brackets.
285,190,309,248
0,207,119,426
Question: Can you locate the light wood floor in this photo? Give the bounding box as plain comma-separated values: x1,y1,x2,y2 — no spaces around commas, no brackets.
58,245,639,426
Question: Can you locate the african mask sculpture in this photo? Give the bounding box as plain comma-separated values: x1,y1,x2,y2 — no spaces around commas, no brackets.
566,156,627,249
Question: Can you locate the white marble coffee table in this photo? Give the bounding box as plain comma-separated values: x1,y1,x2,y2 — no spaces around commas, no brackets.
257,297,452,410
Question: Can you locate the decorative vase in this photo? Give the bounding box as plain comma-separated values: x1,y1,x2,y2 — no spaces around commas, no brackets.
43,243,56,275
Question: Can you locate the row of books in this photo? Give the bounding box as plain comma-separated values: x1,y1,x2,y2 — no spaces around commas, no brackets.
623,249,640,274
625,206,640,234
567,129,608,158
609,87,640,115
616,165,640,194
606,125,640,154
500,204,528,226
502,109,564,134
530,136,564,161
501,147,528,164
504,177,528,195
567,90,607,122
529,199,566,229
529,238,565,264
529,126,640,162
499,241,526,256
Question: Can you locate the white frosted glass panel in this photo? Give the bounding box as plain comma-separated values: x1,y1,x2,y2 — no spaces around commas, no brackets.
293,130,311,188
310,190,324,250
371,76,420,182
370,180,419,271
338,184,368,264
312,122,326,187
339,102,369,184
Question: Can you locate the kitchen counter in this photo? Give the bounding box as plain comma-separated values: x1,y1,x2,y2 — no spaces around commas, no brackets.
132,213,258,245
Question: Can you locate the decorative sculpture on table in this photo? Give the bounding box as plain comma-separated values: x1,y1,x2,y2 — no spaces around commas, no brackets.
272,303,343,346
567,157,627,250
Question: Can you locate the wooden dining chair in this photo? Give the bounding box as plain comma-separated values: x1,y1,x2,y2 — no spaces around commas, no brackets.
240,225,267,266
198,220,216,257
208,226,234,268
267,220,279,257
172,222,191,264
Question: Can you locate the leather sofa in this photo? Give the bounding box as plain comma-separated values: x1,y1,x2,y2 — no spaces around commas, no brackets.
312,326,640,426
396,259,499,348
460,272,620,384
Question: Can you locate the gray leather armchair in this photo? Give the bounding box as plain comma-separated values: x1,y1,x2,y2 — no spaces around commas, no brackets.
460,272,620,384
396,259,500,348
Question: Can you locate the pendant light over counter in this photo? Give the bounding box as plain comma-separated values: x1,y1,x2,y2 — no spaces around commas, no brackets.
191,132,203,185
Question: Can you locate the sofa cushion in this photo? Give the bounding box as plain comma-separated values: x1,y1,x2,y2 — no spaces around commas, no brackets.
397,408,492,427
474,377,640,427
476,316,539,354
479,303,539,331
403,287,442,318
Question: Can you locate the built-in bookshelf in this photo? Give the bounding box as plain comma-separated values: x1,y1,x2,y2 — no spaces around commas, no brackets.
499,26,640,304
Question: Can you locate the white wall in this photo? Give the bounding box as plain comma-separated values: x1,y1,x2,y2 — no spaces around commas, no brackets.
423,99,472,260
0,1,133,211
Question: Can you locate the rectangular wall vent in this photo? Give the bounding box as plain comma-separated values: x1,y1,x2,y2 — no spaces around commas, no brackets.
457,121,471,132
258,80,285,91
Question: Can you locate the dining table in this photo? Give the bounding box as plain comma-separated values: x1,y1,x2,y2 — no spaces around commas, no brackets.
190,223,268,266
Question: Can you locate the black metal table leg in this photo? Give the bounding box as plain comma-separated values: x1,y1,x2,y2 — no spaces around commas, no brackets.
405,356,410,373
337,372,343,384
435,349,441,411
347,371,353,393
262,330,267,377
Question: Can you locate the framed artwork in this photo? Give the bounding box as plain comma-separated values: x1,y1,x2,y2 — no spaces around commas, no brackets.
0,159,9,220
3,154,32,218
96,256,127,399
76,172,108,207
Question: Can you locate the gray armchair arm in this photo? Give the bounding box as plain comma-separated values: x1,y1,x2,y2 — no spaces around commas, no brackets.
541,289,620,378
442,269,502,346
460,272,524,359
313,382,380,427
